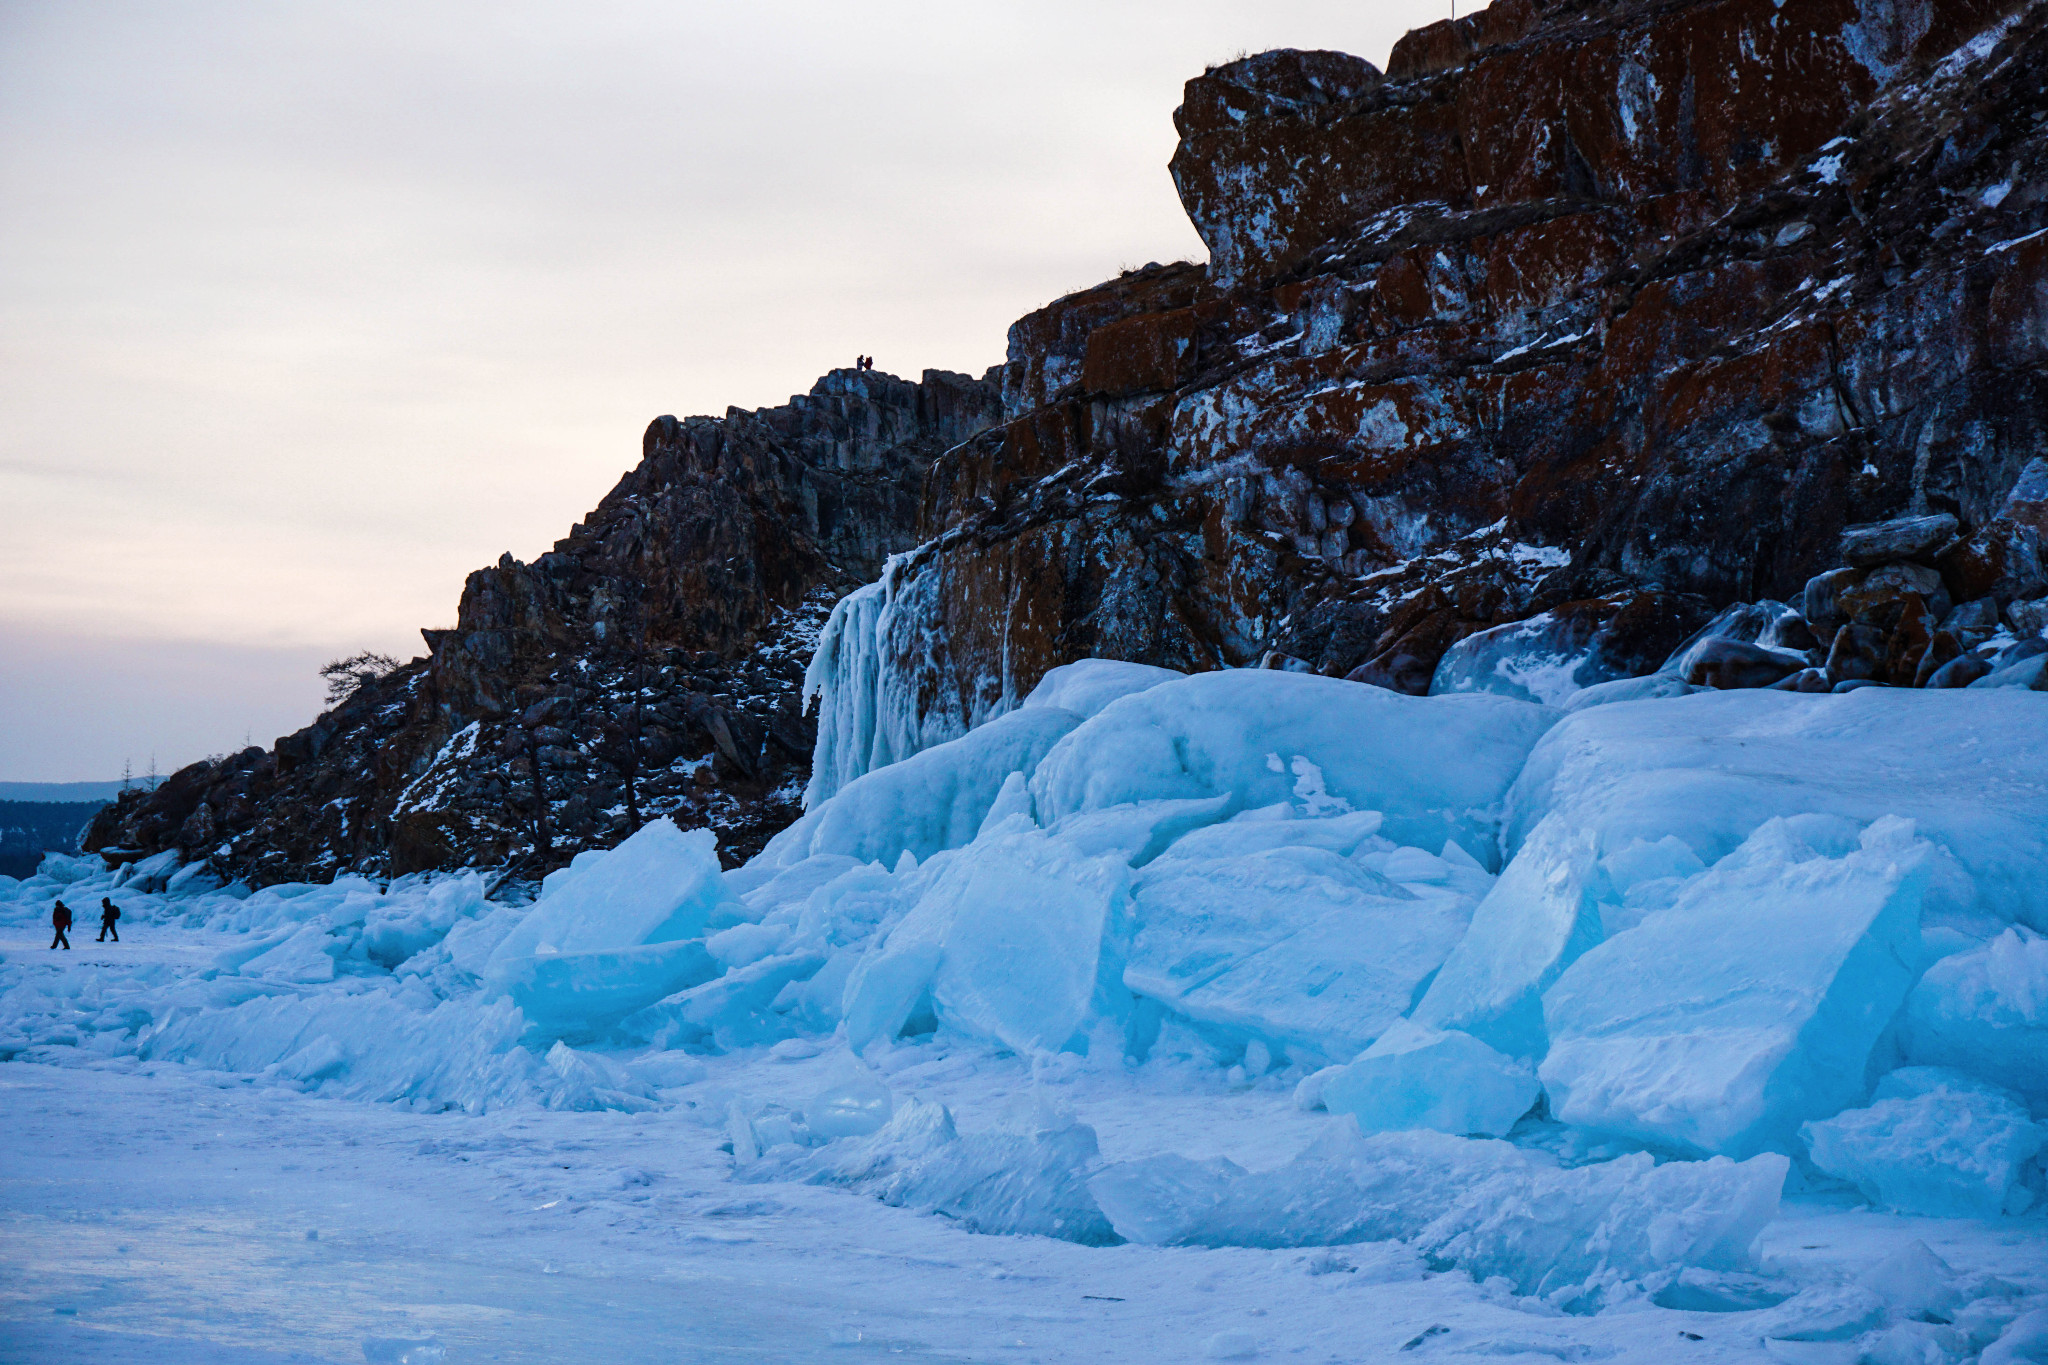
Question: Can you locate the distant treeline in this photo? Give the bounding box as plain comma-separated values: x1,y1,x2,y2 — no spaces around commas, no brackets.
0,799,109,880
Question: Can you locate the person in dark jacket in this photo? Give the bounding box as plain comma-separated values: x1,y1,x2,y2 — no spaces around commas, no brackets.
50,900,72,950
98,897,121,943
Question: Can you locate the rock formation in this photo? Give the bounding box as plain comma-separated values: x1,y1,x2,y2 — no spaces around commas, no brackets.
807,0,2048,785
90,0,2048,881
86,369,1001,884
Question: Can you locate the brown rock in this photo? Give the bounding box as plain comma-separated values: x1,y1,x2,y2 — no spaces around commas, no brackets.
1169,48,1392,285
1882,592,1940,686
1345,651,1438,696
1081,308,1201,398
1838,563,1950,633
1936,529,2009,605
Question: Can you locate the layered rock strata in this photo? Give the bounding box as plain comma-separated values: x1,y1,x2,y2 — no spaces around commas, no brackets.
86,369,1001,884
808,0,2048,786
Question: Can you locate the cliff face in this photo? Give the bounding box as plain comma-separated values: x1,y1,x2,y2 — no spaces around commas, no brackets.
87,369,1001,884
807,0,2047,764
91,0,2048,881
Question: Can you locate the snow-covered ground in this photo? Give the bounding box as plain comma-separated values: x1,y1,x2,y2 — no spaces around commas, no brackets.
5,927,2041,1364
4,662,2047,1363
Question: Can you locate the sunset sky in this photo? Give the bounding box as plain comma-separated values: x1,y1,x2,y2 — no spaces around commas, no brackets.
1,0,1457,780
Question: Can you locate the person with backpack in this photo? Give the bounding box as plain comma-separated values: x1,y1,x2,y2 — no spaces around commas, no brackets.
98,897,122,943
50,900,72,950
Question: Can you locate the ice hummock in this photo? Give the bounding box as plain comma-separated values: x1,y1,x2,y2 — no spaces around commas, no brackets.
1409,814,1605,1058
1028,669,1557,864
483,820,739,1034
759,705,1083,872
739,1096,1118,1243
1506,688,2048,931
1540,816,1931,1157
491,821,736,962
1126,847,1477,1063
1905,927,2048,1099
8,641,2048,1336
1318,1020,1539,1138
1088,1124,1787,1308
1801,1068,2044,1218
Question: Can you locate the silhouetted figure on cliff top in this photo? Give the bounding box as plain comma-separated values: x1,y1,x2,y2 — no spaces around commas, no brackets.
50,900,72,950
98,897,121,943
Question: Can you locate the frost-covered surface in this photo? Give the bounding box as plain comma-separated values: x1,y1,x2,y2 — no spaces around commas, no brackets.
4,671,2048,1361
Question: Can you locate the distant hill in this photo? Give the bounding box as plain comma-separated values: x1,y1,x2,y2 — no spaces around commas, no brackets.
0,796,116,880
0,780,132,802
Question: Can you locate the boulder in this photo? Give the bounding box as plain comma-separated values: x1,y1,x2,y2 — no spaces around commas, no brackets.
1940,597,2002,646
1838,563,1951,631
1429,593,1709,705
1685,638,1806,690
1345,650,1438,697
1663,602,1808,677
1804,568,1862,641
1881,593,1940,687
1824,624,1887,686
1840,514,1959,568
1996,637,2048,670
2012,596,2048,641
1768,667,1833,693
1925,655,1993,689
1997,457,2048,536
1911,632,1963,689
1969,655,2048,691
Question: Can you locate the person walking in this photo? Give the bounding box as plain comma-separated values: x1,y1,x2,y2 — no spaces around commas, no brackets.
50,900,72,950
97,897,122,943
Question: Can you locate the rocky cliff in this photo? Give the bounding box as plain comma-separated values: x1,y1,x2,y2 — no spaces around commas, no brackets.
90,0,2048,882
804,0,2048,787
86,369,1001,884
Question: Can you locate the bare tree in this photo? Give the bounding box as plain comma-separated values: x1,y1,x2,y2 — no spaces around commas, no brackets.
320,651,401,707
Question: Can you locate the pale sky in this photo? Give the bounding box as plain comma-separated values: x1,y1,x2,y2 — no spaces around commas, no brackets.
0,1,1457,781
